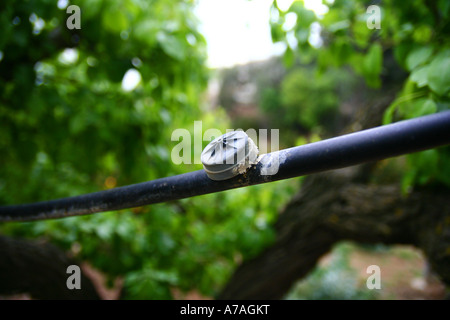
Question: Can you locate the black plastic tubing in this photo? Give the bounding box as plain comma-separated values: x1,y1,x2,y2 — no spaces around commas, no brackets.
1,111,449,222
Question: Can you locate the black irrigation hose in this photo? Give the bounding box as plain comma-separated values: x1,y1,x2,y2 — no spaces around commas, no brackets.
1,111,450,222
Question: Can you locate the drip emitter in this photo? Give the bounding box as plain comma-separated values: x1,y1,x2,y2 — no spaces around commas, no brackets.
201,131,259,181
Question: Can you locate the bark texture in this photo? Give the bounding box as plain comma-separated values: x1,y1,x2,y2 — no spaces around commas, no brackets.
0,236,100,299
218,170,450,299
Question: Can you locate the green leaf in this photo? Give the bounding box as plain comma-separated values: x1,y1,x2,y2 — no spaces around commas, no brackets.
394,43,414,70
271,23,284,43
103,8,129,33
283,47,295,67
427,53,450,96
406,46,433,71
295,28,310,44
349,52,364,74
365,44,382,74
330,40,352,66
409,65,429,87
328,20,350,33
412,25,433,44
352,20,372,48
362,43,383,87
397,97,436,120
438,0,450,19
134,20,159,44
290,2,316,28
412,98,437,118
401,168,416,195
157,32,186,61
383,101,396,124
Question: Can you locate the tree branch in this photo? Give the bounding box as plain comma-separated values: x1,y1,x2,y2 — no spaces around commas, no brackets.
0,236,100,299
218,171,450,299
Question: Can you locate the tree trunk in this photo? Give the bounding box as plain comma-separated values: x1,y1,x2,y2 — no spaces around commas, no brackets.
218,170,450,299
0,236,100,299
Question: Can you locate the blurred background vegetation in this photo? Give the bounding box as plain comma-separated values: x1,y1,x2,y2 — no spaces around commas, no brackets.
0,0,448,299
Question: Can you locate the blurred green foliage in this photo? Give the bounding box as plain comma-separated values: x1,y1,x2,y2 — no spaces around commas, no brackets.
260,66,356,139
0,0,208,202
0,0,297,299
270,0,450,192
279,68,337,130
